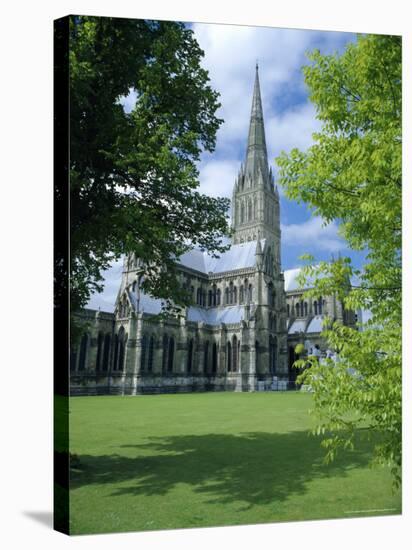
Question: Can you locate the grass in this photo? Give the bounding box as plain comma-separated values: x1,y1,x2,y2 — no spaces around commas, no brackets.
68,392,401,535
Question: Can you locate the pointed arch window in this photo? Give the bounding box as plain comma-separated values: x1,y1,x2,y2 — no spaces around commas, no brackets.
140,335,148,371
167,337,174,373
296,303,300,317
162,334,169,373
204,341,209,373
314,301,318,315
240,202,245,223
304,302,308,316
318,297,323,314
217,288,221,305
227,341,232,372
187,339,194,373
232,335,238,372
96,332,104,371
148,336,154,372
225,287,229,305
212,342,218,374
78,333,89,371
248,199,252,221
239,285,244,304
287,304,290,317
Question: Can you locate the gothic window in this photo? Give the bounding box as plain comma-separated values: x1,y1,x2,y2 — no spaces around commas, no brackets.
112,334,119,371
197,288,201,305
148,336,154,372
212,284,217,306
314,301,318,315
318,297,323,314
254,197,257,219
296,303,300,317
225,287,229,305
304,302,308,316
239,285,244,304
95,332,104,371
162,334,169,373
248,199,252,221
241,202,245,223
229,282,234,304
248,284,253,302
117,327,126,371
140,335,148,371
232,335,238,372
204,341,209,373
78,333,89,371
167,337,174,372
212,342,218,374
233,286,237,303
187,339,193,373
208,290,212,307
287,304,290,317
217,288,221,305
190,286,194,301
227,341,232,372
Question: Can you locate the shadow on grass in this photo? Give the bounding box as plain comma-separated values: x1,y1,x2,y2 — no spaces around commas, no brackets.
71,429,380,508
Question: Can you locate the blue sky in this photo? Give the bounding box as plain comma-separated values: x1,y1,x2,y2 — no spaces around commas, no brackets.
88,23,367,311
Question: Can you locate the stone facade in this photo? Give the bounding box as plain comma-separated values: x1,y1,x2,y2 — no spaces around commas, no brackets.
70,66,355,396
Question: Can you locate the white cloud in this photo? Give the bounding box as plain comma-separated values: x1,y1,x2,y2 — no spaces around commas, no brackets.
198,159,239,198
281,217,345,253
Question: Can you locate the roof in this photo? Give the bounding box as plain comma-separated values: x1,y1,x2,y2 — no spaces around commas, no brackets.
288,319,307,334
306,315,324,333
178,239,264,275
187,305,244,325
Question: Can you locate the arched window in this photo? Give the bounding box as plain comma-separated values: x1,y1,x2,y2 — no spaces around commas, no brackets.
318,297,323,314
117,327,126,371
287,304,290,317
208,290,212,306
233,286,237,304
212,342,218,374
148,336,154,372
112,333,119,371
96,332,104,371
70,347,77,371
140,335,148,371
212,285,217,306
304,302,308,316
239,285,244,304
248,284,253,302
296,303,300,317
187,339,193,373
167,337,174,372
217,288,221,305
314,301,318,315
225,287,229,305
78,333,89,371
162,334,169,373
229,282,234,304
241,202,245,223
253,197,257,219
232,335,238,372
197,288,201,305
227,341,232,372
204,341,209,373
248,199,252,221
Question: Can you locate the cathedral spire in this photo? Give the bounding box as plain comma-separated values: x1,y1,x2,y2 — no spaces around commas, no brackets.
245,63,268,179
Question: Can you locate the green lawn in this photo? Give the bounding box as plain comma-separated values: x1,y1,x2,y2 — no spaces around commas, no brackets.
68,392,401,535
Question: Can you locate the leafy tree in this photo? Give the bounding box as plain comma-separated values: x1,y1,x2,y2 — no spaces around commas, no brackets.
276,34,401,484
67,16,230,318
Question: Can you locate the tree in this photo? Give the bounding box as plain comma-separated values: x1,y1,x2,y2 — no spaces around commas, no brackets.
67,16,230,319
276,34,401,484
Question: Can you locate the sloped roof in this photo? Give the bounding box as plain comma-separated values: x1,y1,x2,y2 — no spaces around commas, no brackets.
187,305,244,325
178,240,264,275
306,315,324,333
288,318,307,334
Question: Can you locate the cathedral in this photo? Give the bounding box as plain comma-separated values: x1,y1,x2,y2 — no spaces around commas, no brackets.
70,66,354,396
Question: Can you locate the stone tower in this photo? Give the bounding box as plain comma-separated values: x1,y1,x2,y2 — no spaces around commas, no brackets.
232,64,281,272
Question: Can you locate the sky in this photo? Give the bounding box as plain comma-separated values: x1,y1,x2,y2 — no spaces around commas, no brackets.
87,22,367,312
